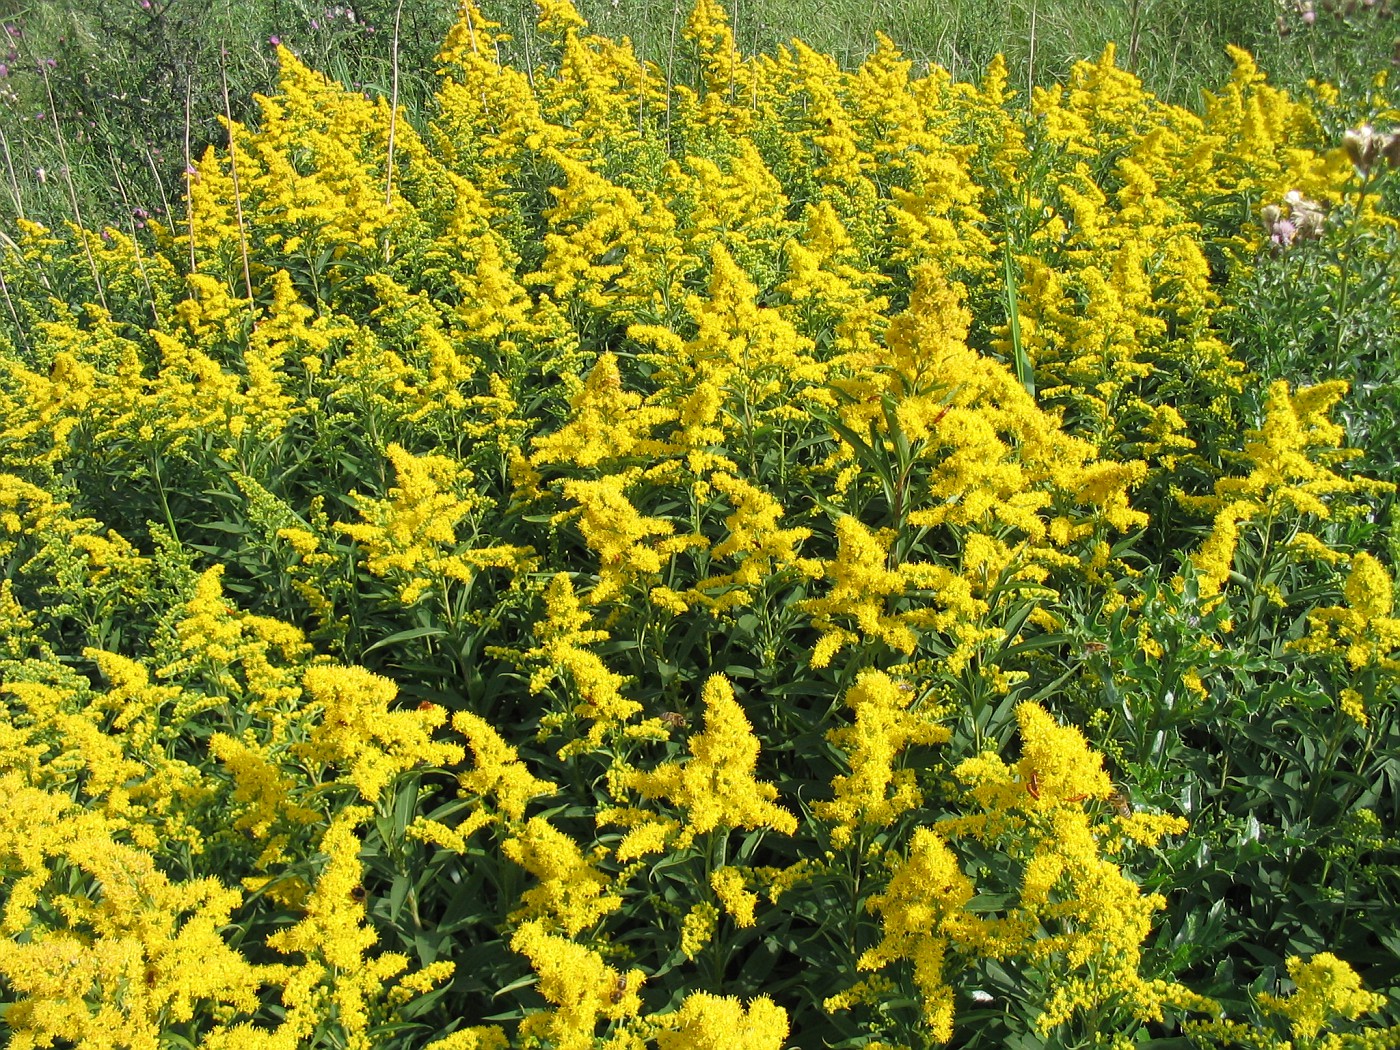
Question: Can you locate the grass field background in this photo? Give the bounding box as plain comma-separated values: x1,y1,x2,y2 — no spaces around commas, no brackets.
0,0,1394,230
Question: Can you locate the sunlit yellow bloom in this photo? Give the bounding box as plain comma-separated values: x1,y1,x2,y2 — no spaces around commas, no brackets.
298,665,462,803
504,816,621,935
509,919,642,1050
710,865,759,927
452,710,556,825
654,991,789,1050
680,900,719,959
515,573,642,751
815,670,950,847
618,674,795,847
337,443,532,606
1258,952,1387,1041
858,827,983,1042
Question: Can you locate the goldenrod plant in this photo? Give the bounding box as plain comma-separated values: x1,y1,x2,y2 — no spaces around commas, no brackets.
1,2,1399,1047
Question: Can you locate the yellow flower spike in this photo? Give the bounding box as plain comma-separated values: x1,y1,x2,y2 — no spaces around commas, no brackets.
297,665,463,803
1189,503,1247,601
1292,552,1400,721
775,198,889,363
558,471,676,605
1345,551,1394,621
337,443,532,607
611,816,677,862
620,674,795,846
679,472,813,610
815,670,950,847
260,806,432,1049
424,1027,510,1050
508,919,643,1050
536,0,587,37
0,776,276,1047
680,900,720,959
238,269,307,439
666,141,791,268
503,816,621,936
1184,380,1395,597
631,240,821,463
1012,702,1114,810
512,573,644,753
543,20,655,153
937,704,1199,1040
858,827,983,1044
452,711,557,825
1259,953,1387,1041
799,516,915,668
267,806,376,969
436,0,507,72
529,151,686,319
682,0,759,131
654,991,790,1050
531,353,670,470
709,865,760,927
159,565,313,727
209,732,323,841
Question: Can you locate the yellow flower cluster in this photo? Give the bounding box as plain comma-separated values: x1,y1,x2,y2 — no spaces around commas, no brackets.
1190,952,1395,1047
607,674,796,852
1182,381,1393,601
0,0,1391,1046
1292,552,1400,724
847,703,1203,1042
339,443,534,607
814,670,950,847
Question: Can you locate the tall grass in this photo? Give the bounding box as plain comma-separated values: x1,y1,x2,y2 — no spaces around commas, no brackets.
0,0,1394,233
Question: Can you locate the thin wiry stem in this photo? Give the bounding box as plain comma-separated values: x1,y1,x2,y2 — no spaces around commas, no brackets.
0,123,24,219
107,145,157,323
219,49,254,302
142,146,173,230
666,0,680,142
0,262,32,357
41,64,109,314
1027,0,1038,101
384,0,405,264
184,71,197,277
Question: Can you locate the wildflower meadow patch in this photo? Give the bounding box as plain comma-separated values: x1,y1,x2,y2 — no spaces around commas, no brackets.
1,2,1399,1047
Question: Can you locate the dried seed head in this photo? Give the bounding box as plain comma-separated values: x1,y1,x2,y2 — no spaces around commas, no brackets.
1344,124,1382,174
1383,131,1400,167
1295,206,1326,240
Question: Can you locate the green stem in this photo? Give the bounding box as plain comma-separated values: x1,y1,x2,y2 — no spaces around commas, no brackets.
848,829,864,964
706,830,728,992
150,448,181,545
1332,170,1374,365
